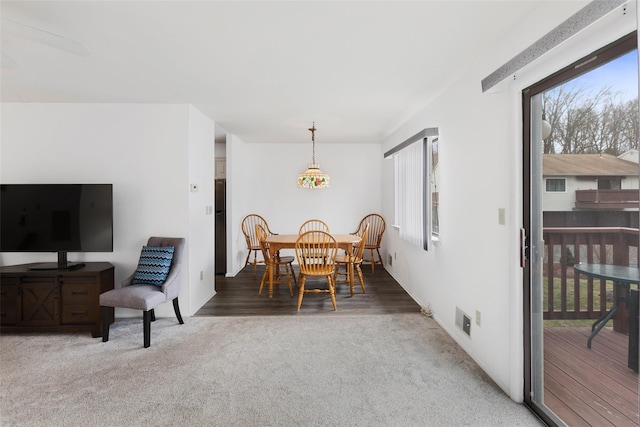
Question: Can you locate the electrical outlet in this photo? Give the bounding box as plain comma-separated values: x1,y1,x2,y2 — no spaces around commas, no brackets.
476,310,481,326
388,254,393,266
498,208,505,225
200,270,204,280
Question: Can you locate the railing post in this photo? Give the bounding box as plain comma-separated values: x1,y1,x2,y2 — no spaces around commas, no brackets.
612,231,632,334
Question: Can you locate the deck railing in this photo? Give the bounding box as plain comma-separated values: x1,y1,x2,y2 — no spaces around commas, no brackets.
575,189,639,209
542,227,639,322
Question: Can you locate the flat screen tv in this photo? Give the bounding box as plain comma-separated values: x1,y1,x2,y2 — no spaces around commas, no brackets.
1,184,113,270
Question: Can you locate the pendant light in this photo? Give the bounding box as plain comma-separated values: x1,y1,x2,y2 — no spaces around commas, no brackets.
297,122,330,189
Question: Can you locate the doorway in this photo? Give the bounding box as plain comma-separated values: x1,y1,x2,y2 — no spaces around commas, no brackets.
523,32,639,426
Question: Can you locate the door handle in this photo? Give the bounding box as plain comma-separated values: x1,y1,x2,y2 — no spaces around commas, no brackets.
520,228,528,268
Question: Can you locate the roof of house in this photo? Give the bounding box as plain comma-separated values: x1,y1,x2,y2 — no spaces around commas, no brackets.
543,154,639,176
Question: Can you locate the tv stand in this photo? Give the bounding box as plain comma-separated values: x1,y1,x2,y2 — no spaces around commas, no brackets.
28,262,86,271
0,262,114,337
25,251,87,271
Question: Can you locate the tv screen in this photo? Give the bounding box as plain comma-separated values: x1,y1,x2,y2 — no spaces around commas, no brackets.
1,184,113,267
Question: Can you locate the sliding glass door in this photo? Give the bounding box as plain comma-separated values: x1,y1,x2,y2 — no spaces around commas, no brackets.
523,33,639,426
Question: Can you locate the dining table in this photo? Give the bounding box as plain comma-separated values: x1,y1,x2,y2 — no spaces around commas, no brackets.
264,233,361,298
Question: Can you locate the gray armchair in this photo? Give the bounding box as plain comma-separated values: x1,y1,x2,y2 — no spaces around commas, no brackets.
100,237,185,348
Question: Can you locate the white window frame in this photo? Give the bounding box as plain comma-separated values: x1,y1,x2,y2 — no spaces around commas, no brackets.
545,178,566,193
430,136,440,242
385,128,439,251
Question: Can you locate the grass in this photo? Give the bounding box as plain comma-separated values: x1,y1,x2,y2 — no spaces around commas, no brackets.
542,276,614,327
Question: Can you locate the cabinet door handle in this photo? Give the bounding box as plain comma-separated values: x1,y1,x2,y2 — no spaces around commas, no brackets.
72,311,87,316
71,290,88,296
53,298,58,316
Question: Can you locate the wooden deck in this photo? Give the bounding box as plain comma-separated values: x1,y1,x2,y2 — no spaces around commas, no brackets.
544,326,639,427
195,264,422,316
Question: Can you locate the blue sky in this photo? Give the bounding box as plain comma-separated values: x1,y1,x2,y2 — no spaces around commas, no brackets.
564,49,638,101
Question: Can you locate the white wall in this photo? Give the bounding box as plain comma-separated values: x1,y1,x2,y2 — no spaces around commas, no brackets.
226,136,382,275
0,103,216,317
380,3,637,402
187,105,216,312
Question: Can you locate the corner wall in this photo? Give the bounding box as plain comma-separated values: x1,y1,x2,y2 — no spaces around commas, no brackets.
0,103,216,317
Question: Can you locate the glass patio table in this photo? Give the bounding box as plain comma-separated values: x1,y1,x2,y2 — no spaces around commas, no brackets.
573,263,640,349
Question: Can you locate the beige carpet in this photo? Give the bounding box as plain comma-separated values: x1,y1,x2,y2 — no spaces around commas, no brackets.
1,313,542,426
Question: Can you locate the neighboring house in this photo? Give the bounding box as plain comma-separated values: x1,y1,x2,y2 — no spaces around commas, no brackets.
618,148,640,163
543,154,639,217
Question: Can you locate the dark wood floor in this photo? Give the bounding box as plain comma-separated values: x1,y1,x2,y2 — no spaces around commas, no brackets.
544,326,639,427
195,264,422,316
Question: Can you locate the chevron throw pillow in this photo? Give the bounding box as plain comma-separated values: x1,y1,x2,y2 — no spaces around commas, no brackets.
132,245,175,286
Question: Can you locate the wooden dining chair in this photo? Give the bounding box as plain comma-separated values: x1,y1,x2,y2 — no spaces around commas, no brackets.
241,214,276,276
256,224,295,297
352,214,385,273
295,230,338,311
334,223,368,296
298,219,331,261
298,219,330,234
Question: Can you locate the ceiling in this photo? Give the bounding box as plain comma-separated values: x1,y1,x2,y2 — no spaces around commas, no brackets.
0,1,588,145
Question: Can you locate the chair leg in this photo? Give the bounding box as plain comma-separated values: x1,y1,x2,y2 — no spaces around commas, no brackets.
150,308,156,322
252,249,258,276
244,249,251,268
297,276,307,311
284,264,293,296
328,275,337,311
356,264,366,293
376,248,384,270
258,264,269,294
101,306,112,342
173,297,184,324
143,310,152,348
370,249,375,273
289,263,298,287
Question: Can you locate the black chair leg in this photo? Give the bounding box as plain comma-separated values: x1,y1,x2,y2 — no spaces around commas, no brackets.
150,308,156,322
143,310,152,348
173,297,184,324
101,306,112,342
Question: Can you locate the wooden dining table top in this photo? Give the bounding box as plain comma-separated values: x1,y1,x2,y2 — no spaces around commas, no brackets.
265,233,360,248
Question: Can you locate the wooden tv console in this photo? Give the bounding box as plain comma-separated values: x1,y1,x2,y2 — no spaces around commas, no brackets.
0,262,114,338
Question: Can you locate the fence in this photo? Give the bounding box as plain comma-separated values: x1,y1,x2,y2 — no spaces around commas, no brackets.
543,227,639,320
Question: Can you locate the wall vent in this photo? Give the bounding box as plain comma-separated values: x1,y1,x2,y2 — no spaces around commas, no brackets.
456,307,472,337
